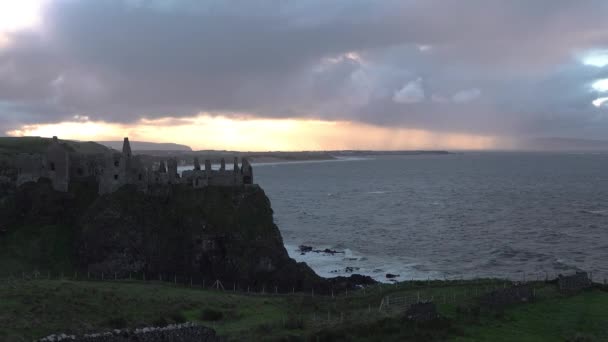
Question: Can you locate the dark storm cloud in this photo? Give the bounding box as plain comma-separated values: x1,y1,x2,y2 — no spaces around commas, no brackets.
1,0,608,139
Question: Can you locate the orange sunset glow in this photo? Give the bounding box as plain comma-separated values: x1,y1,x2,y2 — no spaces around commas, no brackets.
7,115,501,151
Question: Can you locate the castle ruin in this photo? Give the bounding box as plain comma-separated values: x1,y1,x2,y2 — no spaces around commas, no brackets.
15,137,254,194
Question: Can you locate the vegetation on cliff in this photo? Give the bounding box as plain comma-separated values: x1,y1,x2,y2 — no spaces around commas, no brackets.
0,178,372,293
1,277,606,341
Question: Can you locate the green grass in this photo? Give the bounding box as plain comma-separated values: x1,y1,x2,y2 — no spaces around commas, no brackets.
0,136,110,155
0,278,606,341
453,289,608,342
0,224,75,276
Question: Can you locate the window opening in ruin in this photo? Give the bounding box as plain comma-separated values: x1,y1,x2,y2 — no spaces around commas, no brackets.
138,174,143,181
114,174,119,180
114,161,119,167
77,168,84,176
50,162,56,171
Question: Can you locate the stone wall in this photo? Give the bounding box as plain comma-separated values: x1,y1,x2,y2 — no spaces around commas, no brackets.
478,284,534,310
15,137,254,195
558,272,592,294
38,323,224,342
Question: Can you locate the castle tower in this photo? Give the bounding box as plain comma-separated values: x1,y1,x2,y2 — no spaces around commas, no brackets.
233,157,238,172
220,158,226,171
205,160,211,172
122,137,132,159
242,158,253,184
159,161,167,173
194,157,201,171
46,136,70,192
168,159,178,182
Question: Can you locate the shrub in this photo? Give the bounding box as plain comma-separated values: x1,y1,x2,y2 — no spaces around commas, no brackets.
200,308,224,321
169,311,187,323
105,316,128,329
284,316,305,330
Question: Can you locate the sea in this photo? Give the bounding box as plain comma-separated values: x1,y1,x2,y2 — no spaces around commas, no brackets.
252,153,608,283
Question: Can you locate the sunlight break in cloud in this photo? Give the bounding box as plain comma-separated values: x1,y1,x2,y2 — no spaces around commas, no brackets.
0,0,47,47
582,50,608,68
593,97,608,108
591,79,608,92
7,115,501,151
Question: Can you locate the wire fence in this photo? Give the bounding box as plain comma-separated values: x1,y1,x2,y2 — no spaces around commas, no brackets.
2,269,604,331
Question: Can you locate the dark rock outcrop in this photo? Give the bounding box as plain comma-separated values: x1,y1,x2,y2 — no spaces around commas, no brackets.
0,180,374,292
78,184,323,291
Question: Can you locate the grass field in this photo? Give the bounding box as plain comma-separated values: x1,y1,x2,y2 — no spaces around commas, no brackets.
1,277,606,341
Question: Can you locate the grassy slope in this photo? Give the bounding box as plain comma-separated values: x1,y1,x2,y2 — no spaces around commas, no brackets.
0,279,606,342
0,137,111,155
454,289,608,342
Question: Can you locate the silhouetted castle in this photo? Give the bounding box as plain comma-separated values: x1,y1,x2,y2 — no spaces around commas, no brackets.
15,137,253,194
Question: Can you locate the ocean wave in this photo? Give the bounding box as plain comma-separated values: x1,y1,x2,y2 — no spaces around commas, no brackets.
580,209,608,216
284,243,442,283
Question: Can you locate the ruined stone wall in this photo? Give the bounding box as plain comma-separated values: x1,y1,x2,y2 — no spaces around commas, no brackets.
46,142,70,192
182,169,244,187
98,153,125,195
478,284,534,309
38,323,224,342
14,138,254,195
558,272,592,293
16,154,46,186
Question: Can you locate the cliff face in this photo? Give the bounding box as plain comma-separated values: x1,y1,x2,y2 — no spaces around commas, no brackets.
78,184,321,289
1,180,372,291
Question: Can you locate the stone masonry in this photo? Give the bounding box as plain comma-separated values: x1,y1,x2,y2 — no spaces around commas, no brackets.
15,137,254,194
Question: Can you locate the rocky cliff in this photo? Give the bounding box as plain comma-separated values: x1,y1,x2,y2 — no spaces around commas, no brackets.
0,179,373,292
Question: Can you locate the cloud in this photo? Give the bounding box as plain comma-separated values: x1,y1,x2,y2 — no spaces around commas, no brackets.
452,89,481,103
0,0,608,143
393,78,425,104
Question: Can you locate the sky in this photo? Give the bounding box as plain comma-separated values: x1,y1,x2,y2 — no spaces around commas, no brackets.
1,0,607,151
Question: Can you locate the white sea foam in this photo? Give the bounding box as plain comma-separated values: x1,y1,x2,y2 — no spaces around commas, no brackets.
284,244,442,283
